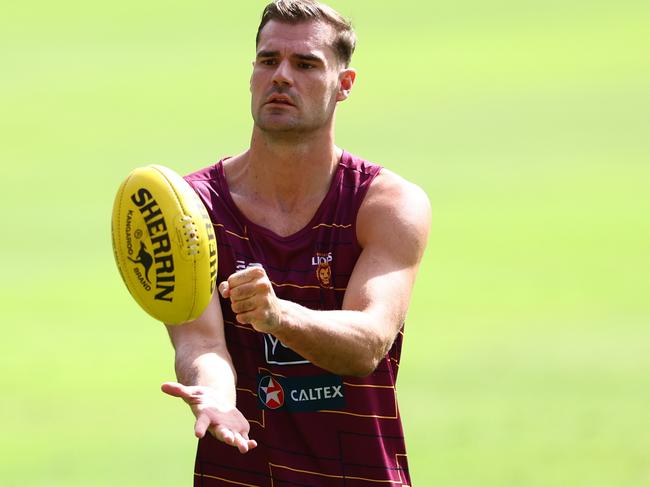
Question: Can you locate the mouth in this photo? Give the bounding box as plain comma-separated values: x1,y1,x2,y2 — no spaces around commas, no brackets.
265,95,295,107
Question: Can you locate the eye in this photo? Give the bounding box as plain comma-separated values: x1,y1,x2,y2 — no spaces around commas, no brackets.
259,58,277,66
298,62,315,70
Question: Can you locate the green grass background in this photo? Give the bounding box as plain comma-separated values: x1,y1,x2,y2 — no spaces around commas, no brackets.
2,1,649,485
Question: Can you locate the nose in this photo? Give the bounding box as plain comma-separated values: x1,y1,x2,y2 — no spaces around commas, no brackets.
272,59,293,87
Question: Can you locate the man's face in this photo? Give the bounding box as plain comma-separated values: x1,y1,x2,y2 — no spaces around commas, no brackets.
251,20,352,136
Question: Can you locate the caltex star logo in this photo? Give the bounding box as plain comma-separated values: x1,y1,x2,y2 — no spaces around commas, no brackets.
258,375,285,409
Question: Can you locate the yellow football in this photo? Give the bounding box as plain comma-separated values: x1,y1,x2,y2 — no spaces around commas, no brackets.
111,165,217,325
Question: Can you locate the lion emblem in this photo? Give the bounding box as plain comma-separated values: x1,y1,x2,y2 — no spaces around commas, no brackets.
316,262,332,288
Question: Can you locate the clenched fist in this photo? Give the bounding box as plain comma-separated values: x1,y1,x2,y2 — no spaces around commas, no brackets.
219,265,283,333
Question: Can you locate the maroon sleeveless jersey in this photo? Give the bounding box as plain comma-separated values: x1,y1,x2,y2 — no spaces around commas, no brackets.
184,151,411,486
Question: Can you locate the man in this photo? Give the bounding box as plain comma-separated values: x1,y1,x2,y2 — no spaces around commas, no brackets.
161,1,430,485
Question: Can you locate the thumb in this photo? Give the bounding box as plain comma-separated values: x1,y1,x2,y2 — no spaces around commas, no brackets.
218,281,230,298
194,412,211,438
161,381,191,399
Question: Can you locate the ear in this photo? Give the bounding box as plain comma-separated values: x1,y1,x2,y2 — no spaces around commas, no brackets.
336,68,357,102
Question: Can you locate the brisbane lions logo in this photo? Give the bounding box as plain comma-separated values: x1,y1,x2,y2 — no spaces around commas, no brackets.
316,262,332,288
312,252,333,288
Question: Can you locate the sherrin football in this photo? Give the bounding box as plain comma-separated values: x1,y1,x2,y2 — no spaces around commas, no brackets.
111,165,217,325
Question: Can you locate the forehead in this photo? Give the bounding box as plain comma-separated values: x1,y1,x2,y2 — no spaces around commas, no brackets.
257,20,336,58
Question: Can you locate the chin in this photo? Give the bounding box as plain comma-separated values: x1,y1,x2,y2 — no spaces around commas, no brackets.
253,112,326,137
256,116,302,133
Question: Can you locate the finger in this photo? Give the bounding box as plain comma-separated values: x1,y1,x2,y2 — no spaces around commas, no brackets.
218,281,230,298
230,296,258,314
242,440,257,453
214,425,235,445
235,311,254,325
233,432,251,453
229,281,261,301
236,309,269,327
161,382,191,399
228,266,266,288
239,432,257,452
194,414,211,439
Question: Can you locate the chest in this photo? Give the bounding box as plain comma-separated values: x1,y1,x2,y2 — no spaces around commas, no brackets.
214,219,359,304
230,193,323,238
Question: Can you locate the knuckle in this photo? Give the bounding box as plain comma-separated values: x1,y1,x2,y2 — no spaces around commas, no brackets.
227,287,237,299
257,281,271,293
262,310,274,322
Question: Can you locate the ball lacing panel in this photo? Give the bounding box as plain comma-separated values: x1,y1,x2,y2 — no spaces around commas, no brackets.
181,215,201,256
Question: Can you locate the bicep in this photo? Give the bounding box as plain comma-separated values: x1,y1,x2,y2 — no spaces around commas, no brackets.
343,174,431,335
342,244,416,332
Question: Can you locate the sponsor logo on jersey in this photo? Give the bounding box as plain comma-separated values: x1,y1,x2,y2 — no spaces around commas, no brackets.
312,252,333,288
257,374,345,412
264,334,310,365
258,375,285,409
235,260,263,272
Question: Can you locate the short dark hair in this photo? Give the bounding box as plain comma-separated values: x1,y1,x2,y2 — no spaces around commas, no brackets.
256,0,356,67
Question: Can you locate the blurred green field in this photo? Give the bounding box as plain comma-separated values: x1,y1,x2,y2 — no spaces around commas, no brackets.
2,1,649,485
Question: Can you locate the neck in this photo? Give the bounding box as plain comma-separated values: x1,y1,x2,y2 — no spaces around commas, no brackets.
225,125,342,214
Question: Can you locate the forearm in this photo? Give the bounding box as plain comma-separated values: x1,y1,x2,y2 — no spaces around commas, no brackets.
271,300,394,377
221,263,412,377
174,344,238,406
163,340,257,453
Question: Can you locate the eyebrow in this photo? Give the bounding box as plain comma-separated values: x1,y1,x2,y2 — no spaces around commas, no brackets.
295,53,324,64
256,50,325,64
256,50,279,59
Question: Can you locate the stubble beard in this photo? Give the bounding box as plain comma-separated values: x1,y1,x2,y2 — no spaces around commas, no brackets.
253,103,336,142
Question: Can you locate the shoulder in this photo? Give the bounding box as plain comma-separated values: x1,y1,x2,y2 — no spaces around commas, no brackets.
184,162,221,186
357,168,431,260
183,156,237,199
182,160,231,217
360,168,431,225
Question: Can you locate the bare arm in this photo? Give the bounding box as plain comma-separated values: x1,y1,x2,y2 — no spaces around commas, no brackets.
221,170,431,376
162,290,256,453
